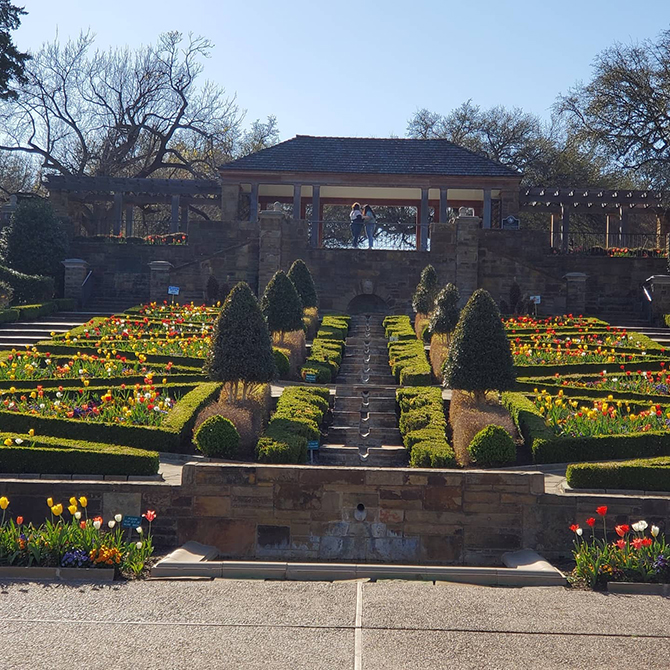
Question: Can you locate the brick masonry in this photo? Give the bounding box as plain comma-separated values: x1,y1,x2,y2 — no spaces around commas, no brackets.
3,465,668,566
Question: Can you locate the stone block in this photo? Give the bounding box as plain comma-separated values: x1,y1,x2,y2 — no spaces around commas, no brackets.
423,486,463,512
299,468,366,487
255,466,301,483
463,490,500,504
179,518,256,557
370,536,420,562
103,491,141,519
231,485,273,510
464,530,522,551
192,495,231,517
421,534,463,563
379,508,404,524
365,470,406,486
274,483,322,510
257,525,290,551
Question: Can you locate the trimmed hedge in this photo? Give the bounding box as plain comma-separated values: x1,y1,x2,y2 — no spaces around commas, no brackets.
502,391,670,464
0,382,222,453
256,385,330,463
385,316,431,386
0,432,159,475
0,265,54,305
467,424,516,467
0,308,19,324
396,386,456,468
301,315,349,383
273,347,290,378
15,302,58,320
566,457,670,491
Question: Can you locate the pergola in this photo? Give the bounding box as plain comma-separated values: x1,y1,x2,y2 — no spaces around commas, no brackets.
519,187,667,251
218,135,522,249
45,175,222,235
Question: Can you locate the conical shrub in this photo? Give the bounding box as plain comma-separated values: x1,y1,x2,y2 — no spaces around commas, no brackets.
204,282,276,393
287,259,318,308
412,265,439,314
430,283,460,335
443,288,515,402
261,270,304,335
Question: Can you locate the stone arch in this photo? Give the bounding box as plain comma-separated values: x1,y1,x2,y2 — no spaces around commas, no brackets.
347,293,390,315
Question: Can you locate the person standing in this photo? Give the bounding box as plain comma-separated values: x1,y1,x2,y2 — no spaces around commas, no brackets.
363,204,377,249
350,202,363,247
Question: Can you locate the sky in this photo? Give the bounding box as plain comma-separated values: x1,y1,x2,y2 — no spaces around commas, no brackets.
13,0,670,141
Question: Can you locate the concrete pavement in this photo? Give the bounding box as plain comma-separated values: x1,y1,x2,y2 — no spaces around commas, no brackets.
0,578,669,669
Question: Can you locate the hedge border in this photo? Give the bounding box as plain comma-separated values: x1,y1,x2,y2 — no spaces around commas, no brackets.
566,457,670,492
384,316,431,386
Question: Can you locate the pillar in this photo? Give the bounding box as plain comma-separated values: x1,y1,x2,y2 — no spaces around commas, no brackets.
620,209,630,245
113,192,123,236
148,261,174,302
439,188,448,223
482,189,492,229
220,184,240,220
249,183,259,223
499,188,519,222
644,275,670,324
258,210,284,294
180,204,189,234
292,184,302,219
419,187,429,251
563,272,587,315
550,213,558,249
170,195,180,233
310,185,320,248
61,259,89,304
561,206,570,253
125,204,134,237
455,212,481,305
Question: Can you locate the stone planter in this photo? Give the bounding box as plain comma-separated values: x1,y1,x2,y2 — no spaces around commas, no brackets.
0,566,115,582
607,581,670,596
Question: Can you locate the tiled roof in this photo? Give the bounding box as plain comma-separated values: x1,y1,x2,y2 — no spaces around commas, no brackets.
220,135,519,178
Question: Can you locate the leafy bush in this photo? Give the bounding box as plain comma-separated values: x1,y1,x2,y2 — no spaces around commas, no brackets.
444,288,515,401
0,280,12,309
0,264,54,305
287,259,318,308
0,308,19,323
301,315,349,382
15,301,57,320
193,415,240,458
385,317,431,386
430,283,460,335
410,442,457,468
1,199,69,277
467,424,516,467
273,347,290,378
261,270,304,336
566,456,670,491
412,264,439,315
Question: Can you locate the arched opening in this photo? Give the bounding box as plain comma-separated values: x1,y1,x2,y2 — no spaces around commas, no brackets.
347,294,390,315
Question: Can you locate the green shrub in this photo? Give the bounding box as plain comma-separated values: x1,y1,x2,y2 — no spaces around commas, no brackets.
566,457,670,491
409,442,456,468
15,302,57,320
387,327,431,386
273,347,290,378
54,298,76,311
0,308,19,324
0,280,12,309
0,264,54,305
261,270,304,336
301,361,332,383
301,316,348,381
0,432,158,475
430,283,460,335
287,259,318,308
193,415,240,458
412,265,439,314
467,425,517,467
256,431,307,464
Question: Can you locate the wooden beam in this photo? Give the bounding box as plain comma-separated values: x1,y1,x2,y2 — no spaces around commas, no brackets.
170,195,180,233
113,192,123,236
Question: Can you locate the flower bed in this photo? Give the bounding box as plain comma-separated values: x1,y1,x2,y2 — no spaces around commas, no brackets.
504,315,606,332
54,315,213,341
0,496,156,578
568,506,670,588
125,301,221,322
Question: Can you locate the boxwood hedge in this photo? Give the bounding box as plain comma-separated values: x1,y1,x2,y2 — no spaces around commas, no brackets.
566,456,670,492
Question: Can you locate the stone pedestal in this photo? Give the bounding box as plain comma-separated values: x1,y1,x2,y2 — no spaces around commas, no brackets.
148,261,174,302
61,258,89,303
455,215,481,305
258,210,284,295
563,272,587,315
645,275,670,323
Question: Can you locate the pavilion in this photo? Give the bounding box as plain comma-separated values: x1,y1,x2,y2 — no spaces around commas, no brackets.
218,135,522,249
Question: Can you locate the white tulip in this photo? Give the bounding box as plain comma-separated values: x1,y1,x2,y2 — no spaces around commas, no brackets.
136,542,143,549
576,528,583,536
74,511,82,520
108,520,116,529
632,520,648,532
136,526,143,534
114,514,122,523
93,520,101,530
651,525,660,538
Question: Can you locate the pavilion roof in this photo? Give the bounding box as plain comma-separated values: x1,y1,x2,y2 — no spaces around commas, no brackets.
219,136,520,178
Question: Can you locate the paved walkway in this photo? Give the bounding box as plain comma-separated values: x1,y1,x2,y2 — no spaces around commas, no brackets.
0,578,668,669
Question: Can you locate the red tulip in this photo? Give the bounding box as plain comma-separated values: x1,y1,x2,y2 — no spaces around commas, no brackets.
570,524,580,533
143,510,156,522
585,518,596,528
615,539,626,550
596,506,608,516
16,516,23,525
631,537,644,550
615,524,629,537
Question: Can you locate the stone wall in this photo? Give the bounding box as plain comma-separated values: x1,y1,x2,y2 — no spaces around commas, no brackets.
2,464,668,565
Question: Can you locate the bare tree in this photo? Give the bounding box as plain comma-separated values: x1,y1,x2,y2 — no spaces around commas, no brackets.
0,31,244,179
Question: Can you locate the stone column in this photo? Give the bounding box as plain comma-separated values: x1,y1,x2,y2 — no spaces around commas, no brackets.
645,275,670,324
113,192,123,236
563,272,587,315
125,204,134,237
419,188,430,251
310,185,321,248
482,189,492,229
439,188,448,223
170,195,180,233
455,213,481,305
61,259,89,303
221,184,240,221
499,188,519,223
148,261,174,302
180,204,189,234
258,210,284,295
249,183,259,223
561,206,570,253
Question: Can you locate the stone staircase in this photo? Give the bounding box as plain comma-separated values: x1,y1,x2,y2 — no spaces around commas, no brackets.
317,315,407,467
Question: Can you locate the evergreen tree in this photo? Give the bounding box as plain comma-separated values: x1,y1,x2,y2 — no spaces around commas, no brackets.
430,283,460,336
444,289,515,403
287,258,318,308
204,282,276,401
0,0,29,101
260,270,304,336
412,264,439,314
0,199,69,276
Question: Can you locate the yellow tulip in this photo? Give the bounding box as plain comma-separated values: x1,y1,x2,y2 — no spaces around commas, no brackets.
28,429,35,437
51,504,63,516
3,438,12,446
0,496,9,510
68,504,78,516
79,496,88,508
69,497,77,506
46,497,53,507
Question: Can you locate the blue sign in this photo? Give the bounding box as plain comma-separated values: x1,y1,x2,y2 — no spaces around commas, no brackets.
307,440,319,451
121,515,142,529
167,286,180,296
304,372,317,383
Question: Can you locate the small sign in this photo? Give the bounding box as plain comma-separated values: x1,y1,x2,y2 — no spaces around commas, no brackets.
389,335,399,342
167,286,180,296
307,440,319,451
529,295,541,305
121,515,142,529
502,216,520,230
304,372,317,383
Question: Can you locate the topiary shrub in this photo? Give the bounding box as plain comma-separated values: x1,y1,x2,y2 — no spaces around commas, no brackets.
467,425,516,467
0,264,54,305
412,264,439,315
273,347,290,378
430,283,460,336
444,288,515,403
287,259,318,309
193,415,241,458
261,270,304,339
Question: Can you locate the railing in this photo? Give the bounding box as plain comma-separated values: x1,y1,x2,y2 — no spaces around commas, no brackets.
80,270,94,308
551,232,667,257
308,220,428,251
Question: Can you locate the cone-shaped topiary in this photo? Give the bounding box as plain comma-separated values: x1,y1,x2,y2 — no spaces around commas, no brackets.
261,270,304,336
412,264,439,314
287,259,318,309
467,424,516,467
205,281,276,400
430,283,460,335
443,288,515,402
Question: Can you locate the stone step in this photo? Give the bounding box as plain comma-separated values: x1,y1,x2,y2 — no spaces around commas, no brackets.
326,426,403,447
333,396,396,413
337,375,397,386
331,410,399,428
316,445,407,467
338,364,392,375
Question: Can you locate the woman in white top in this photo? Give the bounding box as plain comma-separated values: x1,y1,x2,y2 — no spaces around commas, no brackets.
350,202,363,248
363,204,377,249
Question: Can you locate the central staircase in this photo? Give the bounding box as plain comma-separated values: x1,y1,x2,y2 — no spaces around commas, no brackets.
317,315,407,467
